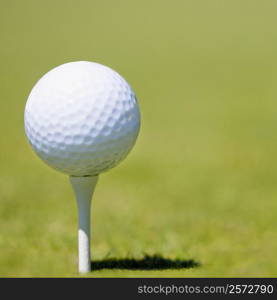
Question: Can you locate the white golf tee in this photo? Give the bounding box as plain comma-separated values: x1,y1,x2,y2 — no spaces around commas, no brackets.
70,175,98,274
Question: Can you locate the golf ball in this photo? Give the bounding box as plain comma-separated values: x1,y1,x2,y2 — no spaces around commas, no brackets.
24,61,140,176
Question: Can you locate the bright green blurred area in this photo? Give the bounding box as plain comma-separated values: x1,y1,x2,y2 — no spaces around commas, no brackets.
1,0,277,277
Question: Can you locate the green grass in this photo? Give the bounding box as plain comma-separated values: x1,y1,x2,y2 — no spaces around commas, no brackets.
1,0,277,277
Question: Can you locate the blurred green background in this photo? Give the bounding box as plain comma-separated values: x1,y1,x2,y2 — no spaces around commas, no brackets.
1,0,277,277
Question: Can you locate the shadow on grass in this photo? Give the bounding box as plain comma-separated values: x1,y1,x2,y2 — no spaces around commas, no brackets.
91,254,200,271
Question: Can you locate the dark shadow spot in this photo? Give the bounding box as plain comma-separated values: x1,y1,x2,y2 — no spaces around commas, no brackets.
91,254,200,271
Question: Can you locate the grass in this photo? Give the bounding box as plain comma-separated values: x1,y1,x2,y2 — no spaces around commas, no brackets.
0,0,277,277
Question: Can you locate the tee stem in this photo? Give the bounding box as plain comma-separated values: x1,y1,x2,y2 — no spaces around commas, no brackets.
69,175,98,273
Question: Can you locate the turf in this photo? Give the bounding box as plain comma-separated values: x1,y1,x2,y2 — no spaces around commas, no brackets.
0,0,277,277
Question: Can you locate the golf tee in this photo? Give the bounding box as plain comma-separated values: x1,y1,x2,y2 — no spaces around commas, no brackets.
70,175,98,273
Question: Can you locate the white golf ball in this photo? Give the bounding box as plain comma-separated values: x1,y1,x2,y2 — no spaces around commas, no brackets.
24,61,140,176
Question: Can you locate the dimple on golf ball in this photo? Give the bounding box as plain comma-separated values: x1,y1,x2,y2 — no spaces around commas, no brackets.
24,61,140,176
